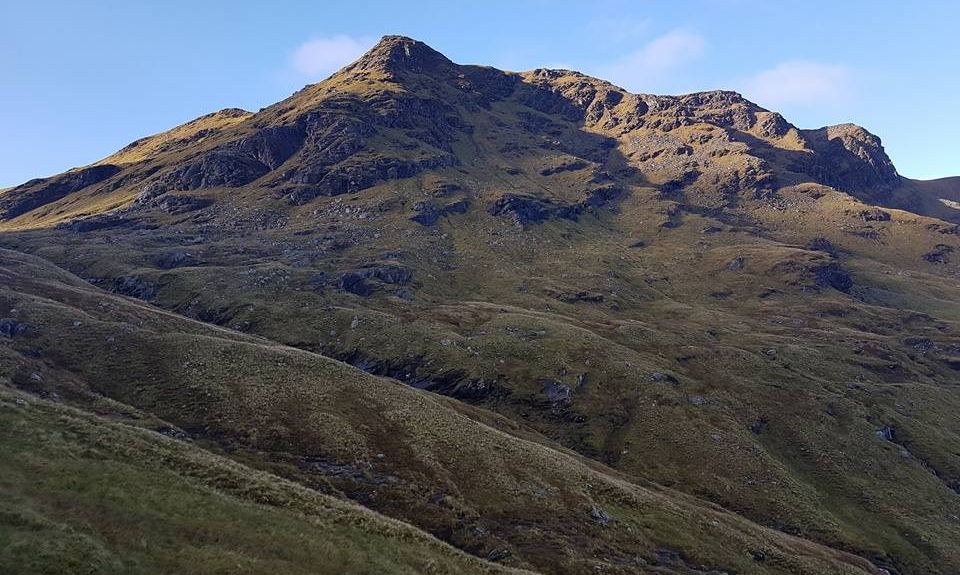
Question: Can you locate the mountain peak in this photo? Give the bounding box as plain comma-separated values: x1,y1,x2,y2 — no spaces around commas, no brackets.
347,35,455,75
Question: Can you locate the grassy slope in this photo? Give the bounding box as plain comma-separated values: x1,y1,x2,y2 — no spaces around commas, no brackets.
0,248,880,575
890,177,960,223
99,108,253,166
0,387,528,575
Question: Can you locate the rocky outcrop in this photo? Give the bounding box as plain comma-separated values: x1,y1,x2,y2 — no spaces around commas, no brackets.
488,194,560,226
813,263,854,292
802,124,900,198
489,185,626,226
134,185,213,214
924,244,954,264
540,160,590,176
143,122,306,193
111,275,158,300
236,124,307,170
0,164,121,219
56,213,136,233
277,90,463,203
410,199,471,226
0,318,27,337
317,264,415,297
286,153,457,205
160,150,271,190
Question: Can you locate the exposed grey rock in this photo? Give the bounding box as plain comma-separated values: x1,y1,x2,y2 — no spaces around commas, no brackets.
0,318,27,338
431,182,462,197
923,244,954,264
163,150,271,190
876,425,895,442
486,548,511,562
112,276,158,300
814,263,853,292
157,427,190,440
649,372,679,384
338,273,373,296
410,199,471,226
489,186,625,226
802,123,900,199
57,213,134,233
904,336,936,353
542,379,572,403
442,199,471,216
750,418,768,435
655,548,681,564
489,194,556,226
559,291,604,303
134,185,214,214
540,160,590,176
590,505,611,525
287,154,457,205
337,265,413,297
855,208,892,222
807,237,838,256
410,201,442,226
235,124,306,170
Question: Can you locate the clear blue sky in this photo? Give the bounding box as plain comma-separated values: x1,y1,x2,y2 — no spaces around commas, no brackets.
2,0,957,187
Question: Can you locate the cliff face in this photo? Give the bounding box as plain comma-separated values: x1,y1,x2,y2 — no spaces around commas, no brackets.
2,35,960,575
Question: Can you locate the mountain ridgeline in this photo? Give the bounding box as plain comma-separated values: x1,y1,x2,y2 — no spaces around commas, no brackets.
2,36,960,575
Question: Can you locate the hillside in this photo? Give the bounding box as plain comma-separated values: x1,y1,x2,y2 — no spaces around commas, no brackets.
0,391,527,575
2,35,960,574
0,248,880,574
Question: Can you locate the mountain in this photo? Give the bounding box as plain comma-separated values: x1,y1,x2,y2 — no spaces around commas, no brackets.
2,35,960,574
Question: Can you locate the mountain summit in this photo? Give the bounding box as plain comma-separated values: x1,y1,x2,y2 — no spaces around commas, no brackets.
348,34,457,74
2,36,960,575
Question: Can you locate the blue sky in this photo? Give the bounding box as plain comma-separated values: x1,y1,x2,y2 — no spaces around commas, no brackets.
2,0,957,187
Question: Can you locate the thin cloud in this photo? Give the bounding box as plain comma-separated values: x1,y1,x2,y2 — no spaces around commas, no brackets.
593,29,706,92
740,61,854,109
290,35,374,79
